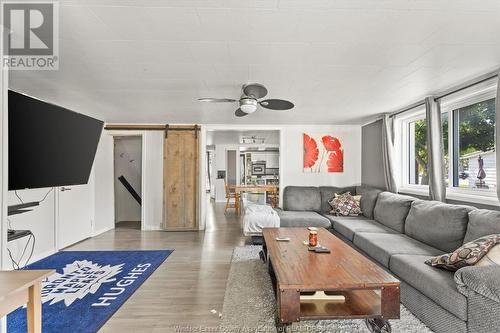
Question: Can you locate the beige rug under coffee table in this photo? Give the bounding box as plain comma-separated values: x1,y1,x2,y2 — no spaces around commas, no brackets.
262,227,400,333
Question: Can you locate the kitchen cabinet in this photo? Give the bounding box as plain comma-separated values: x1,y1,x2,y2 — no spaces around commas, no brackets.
249,152,279,168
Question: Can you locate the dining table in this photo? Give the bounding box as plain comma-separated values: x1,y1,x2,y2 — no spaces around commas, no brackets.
230,184,279,215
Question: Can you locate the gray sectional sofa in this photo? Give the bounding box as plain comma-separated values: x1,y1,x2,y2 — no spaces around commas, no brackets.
277,185,500,333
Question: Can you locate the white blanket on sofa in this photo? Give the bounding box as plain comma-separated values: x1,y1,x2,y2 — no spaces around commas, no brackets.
243,203,280,236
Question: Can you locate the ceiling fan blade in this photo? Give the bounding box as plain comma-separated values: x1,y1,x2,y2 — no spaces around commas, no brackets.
235,108,249,117
259,99,294,110
242,83,268,99
198,98,237,103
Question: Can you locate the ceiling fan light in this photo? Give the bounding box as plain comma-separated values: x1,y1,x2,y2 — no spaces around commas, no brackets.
239,98,258,114
240,104,257,113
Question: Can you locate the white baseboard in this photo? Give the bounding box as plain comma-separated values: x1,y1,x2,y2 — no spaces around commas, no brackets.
4,248,57,270
29,248,57,265
92,226,114,237
0,316,6,333
142,225,163,231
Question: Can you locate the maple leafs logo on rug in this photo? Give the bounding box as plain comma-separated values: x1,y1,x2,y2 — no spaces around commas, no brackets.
41,260,124,307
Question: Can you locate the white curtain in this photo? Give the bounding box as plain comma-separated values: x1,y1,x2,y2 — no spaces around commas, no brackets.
382,114,398,192
496,69,500,202
425,96,446,202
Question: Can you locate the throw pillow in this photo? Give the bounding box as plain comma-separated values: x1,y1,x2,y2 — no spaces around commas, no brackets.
332,192,362,206
329,192,362,216
425,234,500,271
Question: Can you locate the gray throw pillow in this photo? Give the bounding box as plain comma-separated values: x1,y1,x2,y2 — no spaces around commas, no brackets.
355,186,382,219
405,200,473,253
464,209,500,244
373,192,414,233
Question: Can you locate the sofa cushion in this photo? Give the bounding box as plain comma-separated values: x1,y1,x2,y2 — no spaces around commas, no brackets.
278,211,331,228
319,186,356,212
373,192,415,233
283,186,321,211
325,215,397,241
353,232,442,267
355,186,383,219
464,209,500,244
405,200,473,253
390,254,467,321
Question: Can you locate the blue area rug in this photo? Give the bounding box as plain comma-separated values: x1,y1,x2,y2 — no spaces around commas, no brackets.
8,250,173,333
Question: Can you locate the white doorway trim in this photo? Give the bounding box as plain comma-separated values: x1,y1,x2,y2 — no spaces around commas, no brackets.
0,26,8,272
107,131,147,231
199,125,284,231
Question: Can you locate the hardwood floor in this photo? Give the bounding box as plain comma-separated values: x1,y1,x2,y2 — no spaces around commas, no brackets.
68,198,247,332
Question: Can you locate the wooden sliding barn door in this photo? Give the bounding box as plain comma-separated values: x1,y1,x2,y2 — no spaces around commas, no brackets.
163,125,199,231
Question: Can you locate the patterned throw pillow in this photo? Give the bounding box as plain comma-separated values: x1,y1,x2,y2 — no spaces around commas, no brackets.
329,192,362,216
425,234,500,271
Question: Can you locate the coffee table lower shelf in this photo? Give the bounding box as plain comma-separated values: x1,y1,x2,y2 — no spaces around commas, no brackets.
299,289,382,320
276,287,399,323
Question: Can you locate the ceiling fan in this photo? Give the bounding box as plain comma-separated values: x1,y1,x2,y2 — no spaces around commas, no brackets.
198,83,294,117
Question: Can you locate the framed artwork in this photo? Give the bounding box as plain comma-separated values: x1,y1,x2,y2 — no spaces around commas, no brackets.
303,133,343,173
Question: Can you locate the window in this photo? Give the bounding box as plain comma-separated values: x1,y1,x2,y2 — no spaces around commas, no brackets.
452,98,496,191
408,116,427,185
405,112,449,186
398,78,497,200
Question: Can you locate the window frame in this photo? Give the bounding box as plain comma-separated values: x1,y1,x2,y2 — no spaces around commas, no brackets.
396,78,498,205
440,81,497,198
396,106,428,193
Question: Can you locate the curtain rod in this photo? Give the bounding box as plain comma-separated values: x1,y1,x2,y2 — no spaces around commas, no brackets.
389,71,498,118
389,101,426,118
436,73,498,100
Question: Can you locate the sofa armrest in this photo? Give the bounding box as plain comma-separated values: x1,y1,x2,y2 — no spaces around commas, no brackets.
455,265,500,303
455,266,500,332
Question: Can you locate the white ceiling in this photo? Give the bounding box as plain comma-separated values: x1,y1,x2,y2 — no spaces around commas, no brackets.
8,0,500,124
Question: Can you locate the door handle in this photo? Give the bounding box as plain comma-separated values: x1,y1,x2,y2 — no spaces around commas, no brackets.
60,187,72,192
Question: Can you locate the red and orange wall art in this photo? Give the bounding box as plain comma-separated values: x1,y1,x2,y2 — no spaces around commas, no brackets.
303,133,344,173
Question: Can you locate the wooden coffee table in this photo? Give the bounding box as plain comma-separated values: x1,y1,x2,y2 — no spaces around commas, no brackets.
262,228,400,332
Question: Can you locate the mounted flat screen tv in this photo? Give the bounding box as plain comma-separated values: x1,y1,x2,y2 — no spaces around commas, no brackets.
8,90,104,190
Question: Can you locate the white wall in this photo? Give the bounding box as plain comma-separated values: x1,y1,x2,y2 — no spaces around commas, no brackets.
213,144,239,202
215,143,239,176
142,131,164,230
6,189,57,267
0,27,7,271
114,136,142,223
0,25,8,333
93,132,115,235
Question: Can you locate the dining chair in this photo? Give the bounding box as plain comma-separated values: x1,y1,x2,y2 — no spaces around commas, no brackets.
224,178,240,215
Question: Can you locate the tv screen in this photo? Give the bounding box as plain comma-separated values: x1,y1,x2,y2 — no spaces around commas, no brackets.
8,90,104,190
